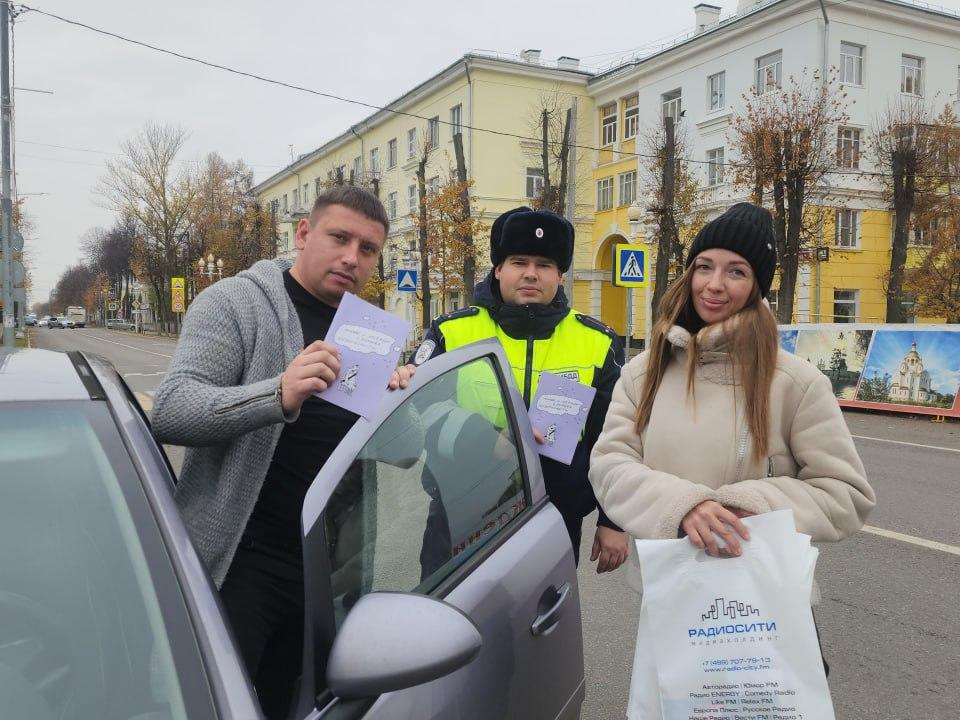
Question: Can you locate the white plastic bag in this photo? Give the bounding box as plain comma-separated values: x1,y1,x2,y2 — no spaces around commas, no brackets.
627,510,834,720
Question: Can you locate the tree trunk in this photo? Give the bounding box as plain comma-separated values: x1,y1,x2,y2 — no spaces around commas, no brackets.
652,116,677,320
416,159,431,329
541,110,552,209
771,135,790,322
555,109,572,217
888,149,915,322
453,133,476,305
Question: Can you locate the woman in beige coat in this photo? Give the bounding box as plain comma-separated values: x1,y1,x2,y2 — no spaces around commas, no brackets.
589,203,875,591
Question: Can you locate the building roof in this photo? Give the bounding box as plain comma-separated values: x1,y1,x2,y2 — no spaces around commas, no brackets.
252,52,592,195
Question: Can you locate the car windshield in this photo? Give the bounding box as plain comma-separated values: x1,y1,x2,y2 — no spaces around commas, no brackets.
0,402,213,720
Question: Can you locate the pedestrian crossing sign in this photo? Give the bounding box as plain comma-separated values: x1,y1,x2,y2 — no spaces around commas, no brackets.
613,244,648,287
397,268,418,292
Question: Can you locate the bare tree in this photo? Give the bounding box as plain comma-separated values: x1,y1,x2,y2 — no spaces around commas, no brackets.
641,115,705,319
867,99,942,322
526,90,575,214
97,123,196,331
730,69,849,323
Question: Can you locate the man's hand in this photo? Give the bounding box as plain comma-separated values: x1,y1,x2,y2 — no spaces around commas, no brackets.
388,363,416,390
681,500,751,557
590,526,630,573
532,428,545,444
280,340,340,414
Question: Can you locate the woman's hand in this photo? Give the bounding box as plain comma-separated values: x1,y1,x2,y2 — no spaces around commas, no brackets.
681,500,751,557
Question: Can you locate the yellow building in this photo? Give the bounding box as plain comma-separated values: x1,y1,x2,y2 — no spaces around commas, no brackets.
253,51,596,341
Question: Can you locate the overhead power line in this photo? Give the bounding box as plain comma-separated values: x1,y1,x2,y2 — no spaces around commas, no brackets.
9,1,960,182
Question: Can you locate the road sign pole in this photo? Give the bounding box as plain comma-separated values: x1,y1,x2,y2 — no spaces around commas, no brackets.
625,287,633,356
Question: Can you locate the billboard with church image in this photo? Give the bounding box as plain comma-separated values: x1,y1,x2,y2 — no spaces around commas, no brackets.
779,325,960,418
855,330,960,413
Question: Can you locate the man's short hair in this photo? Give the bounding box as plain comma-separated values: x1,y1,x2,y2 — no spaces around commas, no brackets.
311,186,390,236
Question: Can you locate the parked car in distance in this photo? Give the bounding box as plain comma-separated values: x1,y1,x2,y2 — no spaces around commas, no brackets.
106,318,136,331
51,317,75,329
0,342,585,719
24,314,37,326
39,315,56,327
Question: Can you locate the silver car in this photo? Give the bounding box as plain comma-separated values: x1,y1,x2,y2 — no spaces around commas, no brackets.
0,341,584,719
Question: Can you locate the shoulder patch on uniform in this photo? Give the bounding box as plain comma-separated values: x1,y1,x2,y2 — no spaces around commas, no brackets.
413,339,436,365
436,306,480,325
574,313,617,338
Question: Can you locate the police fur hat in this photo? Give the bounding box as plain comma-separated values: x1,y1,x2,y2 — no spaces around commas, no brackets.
490,206,574,273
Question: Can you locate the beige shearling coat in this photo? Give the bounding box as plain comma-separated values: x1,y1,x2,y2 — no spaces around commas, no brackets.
589,324,875,594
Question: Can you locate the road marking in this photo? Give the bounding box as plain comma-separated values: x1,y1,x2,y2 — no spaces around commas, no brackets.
862,525,960,557
852,435,960,454
74,331,173,359
135,391,154,413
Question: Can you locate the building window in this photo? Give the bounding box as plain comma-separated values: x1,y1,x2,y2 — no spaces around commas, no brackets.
427,116,440,149
282,231,290,253
387,191,398,221
596,177,613,211
618,171,637,206
428,176,440,195
370,147,380,176
292,188,300,211
708,72,725,111
661,89,682,121
526,167,544,199
901,55,923,96
840,42,864,85
408,184,417,213
601,104,617,146
910,216,936,247
755,50,782,94
387,138,398,168
407,128,417,158
624,95,639,139
833,289,859,323
706,147,725,186
837,127,861,169
282,194,288,213
447,291,461,312
352,156,362,181
450,104,462,136
303,183,309,206
315,178,322,197
835,208,860,248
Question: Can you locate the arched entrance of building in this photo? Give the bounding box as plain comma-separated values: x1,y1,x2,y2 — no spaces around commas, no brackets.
595,233,628,337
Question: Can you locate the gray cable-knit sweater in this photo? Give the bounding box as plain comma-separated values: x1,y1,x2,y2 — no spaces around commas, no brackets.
152,257,304,587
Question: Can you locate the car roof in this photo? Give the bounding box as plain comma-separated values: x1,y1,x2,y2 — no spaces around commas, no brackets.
0,348,93,401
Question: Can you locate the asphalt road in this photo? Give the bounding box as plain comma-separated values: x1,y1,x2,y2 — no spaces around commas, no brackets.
30,327,960,719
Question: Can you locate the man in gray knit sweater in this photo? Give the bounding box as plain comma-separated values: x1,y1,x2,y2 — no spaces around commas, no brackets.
152,186,414,719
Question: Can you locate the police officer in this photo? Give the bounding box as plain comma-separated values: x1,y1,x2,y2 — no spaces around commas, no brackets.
413,206,629,572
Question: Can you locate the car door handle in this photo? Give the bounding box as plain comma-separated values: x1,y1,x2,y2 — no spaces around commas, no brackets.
530,582,571,637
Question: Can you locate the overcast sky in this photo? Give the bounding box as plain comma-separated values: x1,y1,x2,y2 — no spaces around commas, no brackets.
13,0,960,303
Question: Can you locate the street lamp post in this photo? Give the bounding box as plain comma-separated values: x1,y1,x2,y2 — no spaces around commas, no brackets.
197,253,224,284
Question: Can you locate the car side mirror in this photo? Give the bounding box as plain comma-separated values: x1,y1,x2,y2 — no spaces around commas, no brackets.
326,592,481,700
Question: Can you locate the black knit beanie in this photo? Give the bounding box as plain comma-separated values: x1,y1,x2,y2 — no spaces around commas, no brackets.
686,203,777,297
490,207,574,273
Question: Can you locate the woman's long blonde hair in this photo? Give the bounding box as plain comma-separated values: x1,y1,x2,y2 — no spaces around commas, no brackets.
634,264,780,462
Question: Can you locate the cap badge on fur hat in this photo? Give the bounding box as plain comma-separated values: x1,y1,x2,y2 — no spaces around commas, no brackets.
535,227,544,238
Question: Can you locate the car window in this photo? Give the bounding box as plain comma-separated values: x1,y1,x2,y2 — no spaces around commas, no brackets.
0,402,215,720
323,355,529,628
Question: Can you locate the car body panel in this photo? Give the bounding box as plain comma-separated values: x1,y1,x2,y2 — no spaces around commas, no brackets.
0,348,90,401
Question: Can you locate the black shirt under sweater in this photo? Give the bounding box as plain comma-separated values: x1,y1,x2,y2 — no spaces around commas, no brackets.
243,270,359,552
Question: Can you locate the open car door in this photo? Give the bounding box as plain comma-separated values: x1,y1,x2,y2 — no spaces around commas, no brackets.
298,338,584,720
